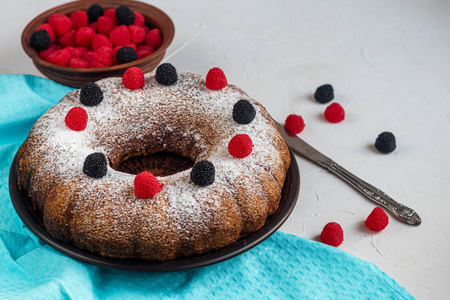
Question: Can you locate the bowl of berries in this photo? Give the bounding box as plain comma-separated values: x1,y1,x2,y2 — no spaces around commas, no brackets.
21,0,174,87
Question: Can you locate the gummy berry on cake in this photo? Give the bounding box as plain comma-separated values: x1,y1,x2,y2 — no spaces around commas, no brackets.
134,171,164,198
116,5,136,26
324,102,345,123
80,82,103,106
116,47,137,64
30,30,51,51
83,152,108,179
375,132,396,154
365,207,389,231
205,67,227,90
155,63,178,85
87,3,104,23
320,222,344,247
284,114,305,134
65,107,88,131
233,99,256,124
228,134,253,158
190,160,215,187
314,84,334,104
122,66,145,89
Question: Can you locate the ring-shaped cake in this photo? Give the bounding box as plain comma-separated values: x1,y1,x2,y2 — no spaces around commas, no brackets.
16,65,291,261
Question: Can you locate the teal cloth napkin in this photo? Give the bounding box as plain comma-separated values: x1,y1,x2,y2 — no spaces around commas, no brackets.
0,74,414,299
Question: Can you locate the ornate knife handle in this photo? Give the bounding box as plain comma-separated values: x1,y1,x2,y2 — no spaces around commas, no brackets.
318,160,421,226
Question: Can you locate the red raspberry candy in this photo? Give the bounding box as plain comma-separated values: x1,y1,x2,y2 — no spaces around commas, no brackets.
137,45,154,60
36,24,55,42
89,22,98,33
126,43,137,51
134,171,164,199
69,58,89,68
129,25,145,44
93,47,113,66
228,134,253,158
133,11,145,27
82,51,94,63
97,16,115,36
110,25,131,46
92,34,113,51
52,44,62,51
284,114,305,134
104,9,117,24
365,207,389,231
205,67,227,90
320,222,344,247
143,26,150,34
90,59,107,68
39,46,55,60
144,28,162,49
58,29,77,47
66,46,88,58
70,10,88,29
65,107,88,131
46,49,70,66
122,67,145,89
75,27,95,47
48,13,72,37
324,103,345,123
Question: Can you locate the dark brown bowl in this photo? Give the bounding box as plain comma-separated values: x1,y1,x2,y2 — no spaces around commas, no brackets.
21,0,175,87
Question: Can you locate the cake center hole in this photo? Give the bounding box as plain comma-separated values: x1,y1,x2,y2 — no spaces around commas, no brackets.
115,152,194,176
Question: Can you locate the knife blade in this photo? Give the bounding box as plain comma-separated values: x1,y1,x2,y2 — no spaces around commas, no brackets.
277,122,421,226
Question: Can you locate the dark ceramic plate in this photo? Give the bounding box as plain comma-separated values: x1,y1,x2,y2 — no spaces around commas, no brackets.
9,148,300,272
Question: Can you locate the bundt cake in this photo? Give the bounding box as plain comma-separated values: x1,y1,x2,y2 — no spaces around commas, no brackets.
16,64,291,261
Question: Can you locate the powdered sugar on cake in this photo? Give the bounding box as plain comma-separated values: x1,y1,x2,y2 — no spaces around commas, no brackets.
18,71,290,259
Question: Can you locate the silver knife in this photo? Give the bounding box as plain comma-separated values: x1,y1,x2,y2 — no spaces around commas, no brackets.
277,122,421,226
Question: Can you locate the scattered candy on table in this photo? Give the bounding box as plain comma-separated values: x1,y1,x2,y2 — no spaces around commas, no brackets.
284,114,305,134
324,102,345,123
320,222,344,247
365,207,389,231
375,132,396,153
314,84,334,104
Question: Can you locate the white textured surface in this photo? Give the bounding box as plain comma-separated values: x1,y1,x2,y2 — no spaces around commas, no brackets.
2,0,450,298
